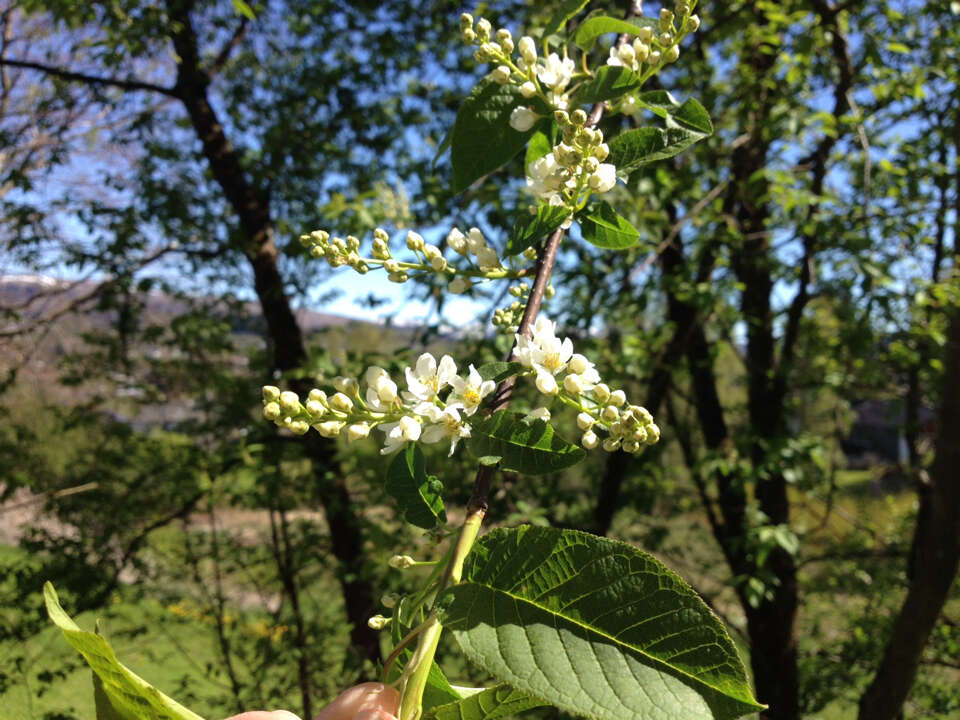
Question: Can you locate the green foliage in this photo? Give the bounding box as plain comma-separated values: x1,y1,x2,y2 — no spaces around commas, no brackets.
467,412,586,475
572,66,643,106
572,16,659,50
507,205,571,256
427,683,545,720
436,527,764,720
578,200,640,249
385,444,446,529
451,77,540,193
607,125,710,175
44,583,206,720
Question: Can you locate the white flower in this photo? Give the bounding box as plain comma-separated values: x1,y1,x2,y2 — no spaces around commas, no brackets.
449,276,472,294
538,53,574,92
420,404,471,455
476,246,501,271
526,154,570,205
467,227,487,254
588,163,618,193
519,81,537,98
568,353,601,384
379,415,422,454
449,364,496,415
526,406,551,422
535,371,559,395
531,330,574,377
518,36,537,65
404,353,457,402
546,90,570,111
447,227,468,255
509,106,538,132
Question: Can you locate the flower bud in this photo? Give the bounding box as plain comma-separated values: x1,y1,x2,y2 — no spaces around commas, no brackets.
496,28,513,51
519,81,537,98
601,405,620,422
330,392,353,413
646,423,661,443
602,437,621,452
618,43,636,65
660,8,675,31
594,383,610,403
380,592,399,609
638,27,654,43
535,372,559,395
568,354,589,374
622,439,641,454
564,373,584,394
581,430,598,449
263,402,281,421
333,376,358,394
609,389,626,407
347,423,371,442
372,237,390,260
687,14,701,32
660,32,674,46
308,388,328,404
476,17,492,41
492,65,512,85
632,405,653,424
367,614,390,630
571,108,588,126
523,247,538,261
663,45,680,63
384,259,401,273
430,255,447,271
648,50,662,66
262,385,281,403
449,276,472,294
633,426,648,443
406,231,425,251
509,106,537,132
577,412,595,430
376,377,398,404
633,40,650,62
388,554,417,569
518,36,537,65
310,245,324,259
460,13,473,31
288,420,310,435
388,272,409,283
545,284,556,298
467,227,486,254
279,391,300,415
509,284,524,297
316,420,344,438
306,400,325,416
476,246,501,270
447,227,468,255
462,28,476,43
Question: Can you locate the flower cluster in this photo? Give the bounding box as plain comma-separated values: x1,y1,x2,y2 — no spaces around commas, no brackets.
492,281,555,334
299,226,530,292
261,353,495,456
460,13,575,122
514,317,660,454
526,108,617,211
616,3,702,115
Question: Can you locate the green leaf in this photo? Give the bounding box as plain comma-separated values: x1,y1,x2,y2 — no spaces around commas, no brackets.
572,15,658,50
542,0,591,38
387,597,461,711
579,201,640,249
95,672,131,720
43,583,207,720
385,443,445,529
467,411,585,475
435,527,766,720
524,122,555,173
433,127,453,169
636,92,714,134
573,66,642,105
230,0,256,21
608,125,709,174
451,77,539,193
507,204,570,256
427,683,546,720
476,361,526,384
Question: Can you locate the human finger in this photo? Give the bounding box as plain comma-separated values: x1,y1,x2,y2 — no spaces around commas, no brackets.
313,682,399,720
223,712,303,720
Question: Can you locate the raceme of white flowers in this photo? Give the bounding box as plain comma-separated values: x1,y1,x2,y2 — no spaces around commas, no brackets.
298,226,536,291
262,317,659,456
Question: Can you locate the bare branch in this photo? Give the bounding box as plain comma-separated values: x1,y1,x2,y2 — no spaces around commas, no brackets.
0,57,178,97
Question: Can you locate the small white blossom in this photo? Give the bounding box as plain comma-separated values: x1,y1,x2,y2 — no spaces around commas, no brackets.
526,406,551,422
588,163,618,193
379,415,422,454
420,404,471,455
538,53,574,92
476,246,501,271
509,106,538,132
406,231,425,251
449,364,496,415
519,81,537,98
368,614,389,630
405,353,457,402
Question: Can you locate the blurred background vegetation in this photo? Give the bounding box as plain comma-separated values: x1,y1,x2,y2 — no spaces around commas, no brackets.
0,1,957,719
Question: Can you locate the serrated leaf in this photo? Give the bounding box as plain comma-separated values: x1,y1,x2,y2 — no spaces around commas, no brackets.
385,443,445,529
579,200,640,249
636,92,714,134
435,527,765,720
507,204,571,256
427,683,546,720
572,15,658,49
524,122,555,173
542,0,591,38
608,125,709,174
476,361,526,384
451,77,539,193
573,66,642,105
44,583,206,720
467,411,585,475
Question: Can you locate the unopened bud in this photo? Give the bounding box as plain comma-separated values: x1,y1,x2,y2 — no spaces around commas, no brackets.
646,423,661,444
306,400,325,416
476,17,492,41
594,383,610,403
577,412,595,430
460,13,473,31
330,392,353,413
263,402,281,421
601,405,620,422
449,276,472,294
388,272,409,283
647,50,662,66
581,430,598,449
523,247,538,261
633,40,650,62
406,231,424,251
518,36,537,65
380,593,399,609
622,440,641,454
660,32,674,46
316,420,343,438
367,614,390,630
262,385,281,403
288,420,310,435
660,8,675,31
308,388,328,404
519,81,537,98
571,108,588,126
663,45,680,63
279,391,300,415
564,373,584,394
609,389,626,407
447,227,468,255
596,143,610,161
535,372,559,395
347,423,371,442
687,14,701,32
492,65,511,85
388,554,417,569
602,438,621,452
462,28,476,43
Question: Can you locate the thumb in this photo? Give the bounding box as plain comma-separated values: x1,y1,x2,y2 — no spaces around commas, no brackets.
313,682,400,720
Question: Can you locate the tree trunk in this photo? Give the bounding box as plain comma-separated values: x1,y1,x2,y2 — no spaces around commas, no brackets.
857,308,960,720
166,0,380,666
